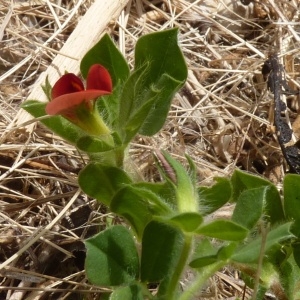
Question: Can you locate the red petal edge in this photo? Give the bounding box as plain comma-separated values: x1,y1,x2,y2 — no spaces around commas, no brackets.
86,64,112,92
51,73,84,100
45,90,111,115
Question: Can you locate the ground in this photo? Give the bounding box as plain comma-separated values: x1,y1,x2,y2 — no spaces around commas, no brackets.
0,0,299,299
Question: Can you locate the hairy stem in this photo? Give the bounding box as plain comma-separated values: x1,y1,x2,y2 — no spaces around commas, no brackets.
179,261,226,300
158,234,193,300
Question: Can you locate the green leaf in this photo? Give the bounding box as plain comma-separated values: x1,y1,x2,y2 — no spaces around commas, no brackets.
119,70,184,142
97,84,123,131
137,73,184,136
291,219,300,238
80,35,129,137
189,238,219,268
189,255,218,268
122,96,157,143
278,254,300,300
135,28,187,87
231,169,271,201
117,63,149,138
110,284,144,300
217,243,237,260
79,33,129,134
231,170,284,224
265,243,290,267
264,184,285,224
141,220,185,282
117,28,187,138
80,33,130,85
22,100,85,144
170,212,203,232
232,186,266,230
85,226,139,286
292,243,300,268
78,163,132,206
232,223,294,263
198,177,232,215
194,238,218,257
76,135,115,153
284,174,300,221
196,219,248,241
110,185,172,238
131,182,177,208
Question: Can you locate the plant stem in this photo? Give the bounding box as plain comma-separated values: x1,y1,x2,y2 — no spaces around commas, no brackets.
140,283,155,299
158,234,193,300
88,144,125,167
251,221,269,300
179,261,226,300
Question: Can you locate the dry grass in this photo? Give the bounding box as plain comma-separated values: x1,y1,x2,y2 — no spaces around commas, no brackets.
0,0,299,299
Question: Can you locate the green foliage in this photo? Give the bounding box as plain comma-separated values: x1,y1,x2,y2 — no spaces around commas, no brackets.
231,169,272,204
198,177,232,215
41,75,52,101
279,255,300,300
109,284,144,300
80,33,130,85
232,186,267,229
85,226,139,286
110,184,172,238
231,169,285,224
232,223,294,263
140,220,185,283
169,212,203,232
78,163,132,206
23,28,300,300
284,174,300,220
76,135,115,152
155,150,198,213
21,100,86,144
23,29,187,169
196,219,248,241
134,28,187,136
117,29,187,142
189,241,237,269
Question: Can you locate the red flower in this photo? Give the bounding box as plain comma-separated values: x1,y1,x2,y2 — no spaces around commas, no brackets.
45,64,113,136
46,64,112,117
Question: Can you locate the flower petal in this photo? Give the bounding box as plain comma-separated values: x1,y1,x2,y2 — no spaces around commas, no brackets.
51,73,84,100
46,90,111,115
86,64,112,92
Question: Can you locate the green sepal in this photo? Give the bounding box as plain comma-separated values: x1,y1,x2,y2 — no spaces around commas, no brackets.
155,150,198,213
41,75,52,101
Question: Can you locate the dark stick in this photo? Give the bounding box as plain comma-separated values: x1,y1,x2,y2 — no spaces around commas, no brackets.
262,54,300,173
